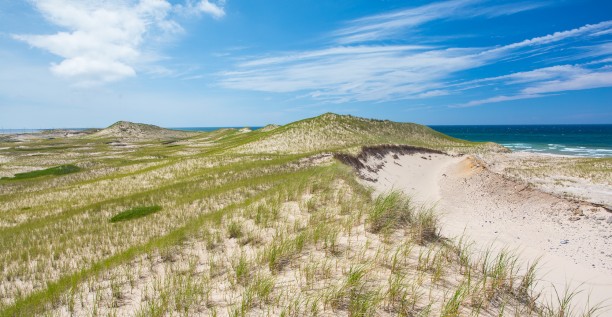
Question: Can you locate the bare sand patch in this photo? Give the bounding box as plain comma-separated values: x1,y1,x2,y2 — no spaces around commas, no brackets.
484,152,612,208
360,150,612,312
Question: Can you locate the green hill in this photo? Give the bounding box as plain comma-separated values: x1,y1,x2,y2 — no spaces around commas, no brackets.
92,121,197,141
238,113,505,154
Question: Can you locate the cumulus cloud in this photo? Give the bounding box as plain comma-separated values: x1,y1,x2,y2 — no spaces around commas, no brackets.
13,0,225,85
176,0,226,19
197,0,225,19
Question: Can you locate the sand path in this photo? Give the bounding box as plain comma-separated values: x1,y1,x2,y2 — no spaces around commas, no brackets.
360,152,612,313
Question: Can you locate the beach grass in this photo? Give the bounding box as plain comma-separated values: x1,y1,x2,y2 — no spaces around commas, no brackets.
0,114,603,316
1,164,81,181
109,205,162,223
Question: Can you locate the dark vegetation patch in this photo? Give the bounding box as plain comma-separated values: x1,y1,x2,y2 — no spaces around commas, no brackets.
1,164,81,180
110,205,162,223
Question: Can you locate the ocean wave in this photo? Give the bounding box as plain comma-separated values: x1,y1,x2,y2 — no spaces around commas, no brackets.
503,143,612,157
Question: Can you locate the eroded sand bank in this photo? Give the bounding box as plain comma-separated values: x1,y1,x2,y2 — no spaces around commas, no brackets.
355,148,612,312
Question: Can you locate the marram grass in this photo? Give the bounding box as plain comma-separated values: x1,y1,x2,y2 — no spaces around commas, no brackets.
1,164,80,181
0,114,604,316
109,205,162,223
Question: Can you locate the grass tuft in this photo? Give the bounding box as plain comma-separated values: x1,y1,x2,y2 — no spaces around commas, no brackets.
110,205,162,223
2,164,81,180
228,221,244,239
368,191,413,234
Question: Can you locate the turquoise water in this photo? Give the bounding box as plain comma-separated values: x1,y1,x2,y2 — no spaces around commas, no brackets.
429,125,612,158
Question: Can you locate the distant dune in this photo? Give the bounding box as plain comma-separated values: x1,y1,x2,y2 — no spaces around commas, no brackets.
92,121,198,141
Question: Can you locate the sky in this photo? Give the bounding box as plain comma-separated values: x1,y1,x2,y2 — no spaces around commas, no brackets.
1,0,612,128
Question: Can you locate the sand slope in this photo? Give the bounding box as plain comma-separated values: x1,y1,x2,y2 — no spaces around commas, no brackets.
358,150,612,312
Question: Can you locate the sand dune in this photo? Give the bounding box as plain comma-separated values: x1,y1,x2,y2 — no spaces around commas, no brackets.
358,149,612,312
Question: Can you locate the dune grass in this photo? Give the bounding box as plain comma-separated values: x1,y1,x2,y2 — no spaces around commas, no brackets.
109,205,162,223
0,113,605,316
1,164,81,181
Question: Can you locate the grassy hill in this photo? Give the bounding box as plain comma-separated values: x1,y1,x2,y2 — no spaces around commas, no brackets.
238,113,505,154
92,121,197,141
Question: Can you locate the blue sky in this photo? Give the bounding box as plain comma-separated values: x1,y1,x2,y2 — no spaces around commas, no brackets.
1,0,612,128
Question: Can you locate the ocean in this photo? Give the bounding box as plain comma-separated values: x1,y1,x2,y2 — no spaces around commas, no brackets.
0,129,47,134
429,125,612,158
172,127,263,132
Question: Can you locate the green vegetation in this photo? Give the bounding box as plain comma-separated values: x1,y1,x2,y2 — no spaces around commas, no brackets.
0,113,601,316
368,190,439,244
236,112,504,154
92,120,197,141
1,164,80,181
109,205,162,223
368,191,414,233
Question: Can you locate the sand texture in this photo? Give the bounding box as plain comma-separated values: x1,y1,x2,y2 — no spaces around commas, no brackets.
359,150,612,311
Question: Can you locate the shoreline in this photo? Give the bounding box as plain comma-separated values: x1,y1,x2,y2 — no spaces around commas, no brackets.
505,147,612,158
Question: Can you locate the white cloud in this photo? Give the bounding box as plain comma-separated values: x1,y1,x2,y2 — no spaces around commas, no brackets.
454,94,542,107
455,65,612,107
221,19,612,103
483,21,612,56
51,57,137,83
522,69,612,94
333,0,548,44
237,45,431,67
197,0,225,19
13,0,225,85
220,47,483,102
458,65,588,86
176,0,226,19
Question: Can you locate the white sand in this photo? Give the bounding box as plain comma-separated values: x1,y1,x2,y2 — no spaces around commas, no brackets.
360,152,612,312
484,151,612,208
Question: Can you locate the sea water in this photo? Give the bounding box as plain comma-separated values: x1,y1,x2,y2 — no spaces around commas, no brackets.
429,125,612,158
172,127,263,132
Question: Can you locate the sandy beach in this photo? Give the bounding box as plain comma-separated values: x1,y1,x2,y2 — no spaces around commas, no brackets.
358,149,612,312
